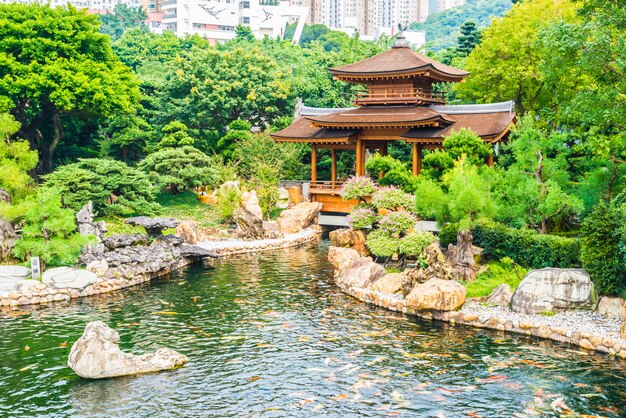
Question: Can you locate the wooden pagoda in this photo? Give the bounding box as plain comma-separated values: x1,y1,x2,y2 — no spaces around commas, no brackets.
271,35,516,214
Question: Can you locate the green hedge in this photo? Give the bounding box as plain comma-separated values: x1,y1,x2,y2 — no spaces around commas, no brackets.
439,220,581,269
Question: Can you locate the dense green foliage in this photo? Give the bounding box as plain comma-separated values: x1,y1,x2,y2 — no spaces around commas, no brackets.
0,3,140,174
464,258,527,298
341,176,378,202
99,4,147,41
0,188,91,267
580,202,626,295
346,207,377,230
42,159,159,216
0,114,38,198
399,231,435,258
470,220,581,268
139,146,223,193
366,229,398,258
371,187,414,211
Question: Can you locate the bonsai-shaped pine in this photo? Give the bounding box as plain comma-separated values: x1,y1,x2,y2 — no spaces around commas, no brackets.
156,121,195,150
139,146,223,194
0,187,92,268
341,176,377,204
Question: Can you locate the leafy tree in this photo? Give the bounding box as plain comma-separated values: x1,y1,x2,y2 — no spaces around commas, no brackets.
580,201,626,295
494,120,582,232
456,21,481,56
455,0,577,116
0,4,140,174
443,128,492,165
218,120,252,159
157,121,195,150
42,159,159,216
422,150,455,180
139,146,223,193
413,177,447,221
99,113,153,162
0,114,38,198
99,4,148,41
0,187,91,268
444,158,496,226
365,154,416,192
151,45,291,135
234,25,255,42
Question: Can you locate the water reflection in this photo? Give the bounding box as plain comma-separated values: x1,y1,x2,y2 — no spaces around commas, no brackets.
0,242,624,417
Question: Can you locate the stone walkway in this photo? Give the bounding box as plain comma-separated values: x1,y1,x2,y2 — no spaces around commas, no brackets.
196,228,318,256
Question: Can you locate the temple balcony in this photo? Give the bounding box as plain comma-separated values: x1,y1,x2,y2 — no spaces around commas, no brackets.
354,88,447,106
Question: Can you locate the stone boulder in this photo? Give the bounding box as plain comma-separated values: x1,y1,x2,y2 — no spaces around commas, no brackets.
369,273,403,294
241,190,263,220
596,296,624,320
511,268,596,314
401,241,452,296
76,201,106,241
486,284,514,307
405,278,467,311
102,234,149,251
125,217,179,236
276,202,322,234
277,187,290,209
0,188,16,262
262,221,283,239
68,321,189,379
42,267,97,290
335,256,386,290
233,207,267,240
449,229,480,281
175,220,217,244
0,265,31,280
327,246,360,274
329,228,369,256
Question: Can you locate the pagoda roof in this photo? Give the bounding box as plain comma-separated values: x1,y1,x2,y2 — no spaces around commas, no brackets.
329,45,469,82
271,117,360,143
305,106,455,128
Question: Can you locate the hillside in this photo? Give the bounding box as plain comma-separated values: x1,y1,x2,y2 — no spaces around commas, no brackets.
410,0,514,51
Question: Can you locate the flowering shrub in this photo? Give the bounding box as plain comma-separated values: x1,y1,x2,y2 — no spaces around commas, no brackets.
366,229,398,258
372,186,414,210
378,211,417,237
347,207,378,230
399,231,435,257
341,176,377,202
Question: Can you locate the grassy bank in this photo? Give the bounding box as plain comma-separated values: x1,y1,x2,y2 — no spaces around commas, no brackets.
462,258,528,298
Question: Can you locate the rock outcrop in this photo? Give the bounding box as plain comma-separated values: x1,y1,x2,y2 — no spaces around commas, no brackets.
405,278,467,311
486,284,513,307
68,321,188,379
241,190,263,220
0,265,30,280
233,207,268,240
42,267,97,290
511,268,596,314
125,217,180,236
450,229,479,281
401,241,452,296
76,201,106,241
596,296,624,320
175,220,217,244
329,228,369,256
369,273,403,294
328,246,385,290
276,202,322,234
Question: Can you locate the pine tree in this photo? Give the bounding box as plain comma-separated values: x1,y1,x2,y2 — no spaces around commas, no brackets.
456,21,481,57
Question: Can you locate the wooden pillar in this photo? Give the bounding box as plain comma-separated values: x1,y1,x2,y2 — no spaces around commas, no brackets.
311,144,317,183
487,146,494,167
331,149,337,185
412,143,422,176
378,142,387,179
355,139,363,176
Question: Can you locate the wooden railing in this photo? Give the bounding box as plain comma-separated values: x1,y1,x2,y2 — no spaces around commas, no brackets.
354,88,446,105
309,180,345,192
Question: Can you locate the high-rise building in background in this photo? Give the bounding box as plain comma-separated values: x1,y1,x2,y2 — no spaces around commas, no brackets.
437,0,464,12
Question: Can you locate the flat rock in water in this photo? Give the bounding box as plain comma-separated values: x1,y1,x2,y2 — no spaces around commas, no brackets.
511,268,595,314
42,267,97,290
68,321,189,379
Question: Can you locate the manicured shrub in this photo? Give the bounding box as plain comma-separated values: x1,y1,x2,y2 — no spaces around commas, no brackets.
216,182,242,221
378,211,417,237
0,188,93,267
347,207,377,230
42,158,160,216
371,186,414,211
139,146,222,193
471,219,580,268
580,201,626,295
341,176,377,202
399,231,435,257
366,229,398,258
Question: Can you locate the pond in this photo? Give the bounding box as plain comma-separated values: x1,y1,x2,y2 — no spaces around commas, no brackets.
0,241,624,417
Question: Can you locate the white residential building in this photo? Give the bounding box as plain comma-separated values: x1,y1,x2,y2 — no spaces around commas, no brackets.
160,0,308,44
437,0,464,12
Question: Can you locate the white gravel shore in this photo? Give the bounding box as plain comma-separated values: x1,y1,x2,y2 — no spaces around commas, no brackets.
461,301,623,338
